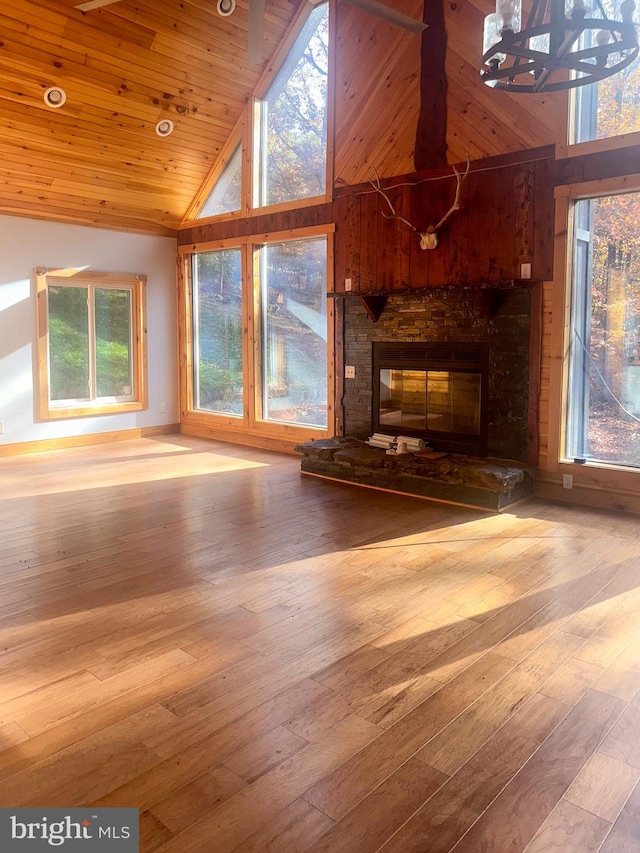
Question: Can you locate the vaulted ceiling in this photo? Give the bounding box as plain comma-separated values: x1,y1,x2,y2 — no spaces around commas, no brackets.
0,0,565,236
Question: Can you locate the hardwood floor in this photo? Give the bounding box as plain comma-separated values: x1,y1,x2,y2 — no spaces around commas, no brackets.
1,435,640,851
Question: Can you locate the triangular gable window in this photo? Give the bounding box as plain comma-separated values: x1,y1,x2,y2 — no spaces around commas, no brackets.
196,143,242,219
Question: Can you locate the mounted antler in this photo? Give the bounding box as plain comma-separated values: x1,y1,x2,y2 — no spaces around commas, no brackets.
369,158,471,250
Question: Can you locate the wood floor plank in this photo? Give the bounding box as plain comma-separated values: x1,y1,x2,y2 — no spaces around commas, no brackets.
500,691,569,745
0,705,174,807
374,616,481,681
356,670,442,729
309,642,392,690
139,811,174,853
595,658,640,701
418,579,580,684
96,679,329,810
379,727,541,852
599,691,640,769
0,721,29,749
574,590,640,669
149,765,247,835
17,650,199,735
523,800,610,852
598,780,640,852
564,751,640,822
221,725,309,783
539,656,605,706
282,691,357,743
227,798,335,853
0,649,286,783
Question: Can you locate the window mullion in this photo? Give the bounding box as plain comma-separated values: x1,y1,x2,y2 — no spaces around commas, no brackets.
250,243,263,425
191,258,201,411
88,286,97,401
128,284,136,400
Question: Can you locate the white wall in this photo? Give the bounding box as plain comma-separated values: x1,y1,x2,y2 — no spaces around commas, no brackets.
0,214,178,447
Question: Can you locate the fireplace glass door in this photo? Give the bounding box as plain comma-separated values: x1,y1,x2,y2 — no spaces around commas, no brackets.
380,369,481,435
427,371,481,435
373,342,489,455
380,369,426,429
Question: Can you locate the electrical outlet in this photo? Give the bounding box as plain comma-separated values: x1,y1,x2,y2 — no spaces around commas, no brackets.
345,278,352,291
160,402,167,413
520,263,532,279
562,474,573,489
345,365,356,379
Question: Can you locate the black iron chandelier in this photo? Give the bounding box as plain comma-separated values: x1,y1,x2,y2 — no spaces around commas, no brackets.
481,0,639,92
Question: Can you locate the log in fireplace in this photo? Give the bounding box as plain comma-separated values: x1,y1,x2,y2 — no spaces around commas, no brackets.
372,341,489,456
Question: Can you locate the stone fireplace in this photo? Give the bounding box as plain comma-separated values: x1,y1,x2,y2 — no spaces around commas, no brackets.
342,288,532,463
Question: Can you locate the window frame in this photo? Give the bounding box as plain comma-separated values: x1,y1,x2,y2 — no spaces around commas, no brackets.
559,46,640,158
549,174,640,486
181,0,334,227
183,119,250,226
252,0,332,213
190,243,247,422
36,268,148,421
178,225,335,445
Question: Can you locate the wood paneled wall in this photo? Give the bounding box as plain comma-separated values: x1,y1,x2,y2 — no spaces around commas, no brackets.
334,149,555,291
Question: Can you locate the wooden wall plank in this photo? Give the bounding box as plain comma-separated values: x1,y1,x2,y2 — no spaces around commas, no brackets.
466,168,494,283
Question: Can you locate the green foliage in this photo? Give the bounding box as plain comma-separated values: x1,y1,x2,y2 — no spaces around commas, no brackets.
96,339,131,397
48,285,133,402
194,250,244,415
197,361,244,414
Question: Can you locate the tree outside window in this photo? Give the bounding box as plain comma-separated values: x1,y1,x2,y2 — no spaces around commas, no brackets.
255,2,329,207
572,0,640,144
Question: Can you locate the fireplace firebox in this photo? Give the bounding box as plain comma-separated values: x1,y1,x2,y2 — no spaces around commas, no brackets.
372,342,489,456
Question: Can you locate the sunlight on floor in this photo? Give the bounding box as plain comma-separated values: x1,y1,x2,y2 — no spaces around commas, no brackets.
0,448,269,499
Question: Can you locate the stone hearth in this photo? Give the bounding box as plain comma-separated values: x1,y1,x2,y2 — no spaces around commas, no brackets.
295,438,533,511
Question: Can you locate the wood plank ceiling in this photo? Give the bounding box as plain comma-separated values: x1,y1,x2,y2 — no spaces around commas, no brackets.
0,0,566,235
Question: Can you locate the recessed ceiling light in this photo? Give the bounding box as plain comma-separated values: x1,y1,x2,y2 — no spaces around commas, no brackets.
155,118,174,137
44,87,67,109
217,0,236,16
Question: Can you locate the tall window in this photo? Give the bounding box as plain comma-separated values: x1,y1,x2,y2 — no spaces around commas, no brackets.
258,235,328,426
36,270,147,419
192,248,243,416
566,191,640,468
571,1,640,144
254,2,329,208
186,229,331,437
